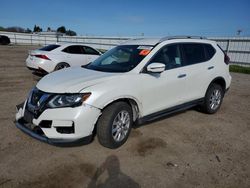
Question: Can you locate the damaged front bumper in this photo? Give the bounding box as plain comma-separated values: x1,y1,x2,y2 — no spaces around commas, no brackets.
15,101,100,147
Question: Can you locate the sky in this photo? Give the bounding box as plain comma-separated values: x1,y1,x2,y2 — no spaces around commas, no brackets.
0,0,249,37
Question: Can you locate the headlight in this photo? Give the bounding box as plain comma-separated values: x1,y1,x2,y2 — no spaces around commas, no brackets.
48,93,91,108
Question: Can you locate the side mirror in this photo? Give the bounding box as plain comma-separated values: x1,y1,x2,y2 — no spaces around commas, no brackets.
146,63,165,73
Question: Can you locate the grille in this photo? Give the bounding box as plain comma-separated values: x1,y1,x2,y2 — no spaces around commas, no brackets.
26,88,52,118
30,89,44,106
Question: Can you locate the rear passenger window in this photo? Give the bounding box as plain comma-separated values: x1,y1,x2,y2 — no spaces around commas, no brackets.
150,44,182,70
62,45,84,54
204,44,216,60
182,43,206,65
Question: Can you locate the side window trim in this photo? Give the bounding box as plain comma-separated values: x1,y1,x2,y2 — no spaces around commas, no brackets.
141,42,216,73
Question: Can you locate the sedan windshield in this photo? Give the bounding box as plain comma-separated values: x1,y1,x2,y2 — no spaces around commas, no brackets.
84,45,153,73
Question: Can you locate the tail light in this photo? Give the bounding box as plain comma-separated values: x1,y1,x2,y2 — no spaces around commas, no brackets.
217,44,230,65
224,53,230,65
34,54,50,60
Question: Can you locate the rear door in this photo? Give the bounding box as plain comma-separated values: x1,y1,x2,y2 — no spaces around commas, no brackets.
180,43,216,101
62,45,86,66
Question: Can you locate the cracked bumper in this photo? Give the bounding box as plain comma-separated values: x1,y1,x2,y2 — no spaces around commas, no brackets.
15,102,101,146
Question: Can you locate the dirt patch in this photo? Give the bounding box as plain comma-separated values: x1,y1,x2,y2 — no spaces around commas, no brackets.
135,137,167,157
130,129,143,138
240,94,250,98
0,178,12,186
79,163,96,178
18,162,96,188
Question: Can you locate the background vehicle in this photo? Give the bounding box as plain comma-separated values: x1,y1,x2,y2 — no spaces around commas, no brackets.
0,35,10,45
26,43,101,74
16,36,231,149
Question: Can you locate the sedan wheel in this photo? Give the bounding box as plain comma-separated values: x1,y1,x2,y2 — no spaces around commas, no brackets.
54,62,70,71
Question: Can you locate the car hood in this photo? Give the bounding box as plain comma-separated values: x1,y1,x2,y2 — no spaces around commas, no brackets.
36,67,119,93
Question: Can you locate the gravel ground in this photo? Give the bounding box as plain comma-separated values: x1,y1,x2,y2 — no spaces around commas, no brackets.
0,45,249,188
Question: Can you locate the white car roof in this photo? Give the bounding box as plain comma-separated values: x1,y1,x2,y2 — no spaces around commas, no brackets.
122,38,161,46
122,36,212,46
55,42,88,46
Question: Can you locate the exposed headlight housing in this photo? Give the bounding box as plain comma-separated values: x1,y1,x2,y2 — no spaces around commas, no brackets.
48,93,91,108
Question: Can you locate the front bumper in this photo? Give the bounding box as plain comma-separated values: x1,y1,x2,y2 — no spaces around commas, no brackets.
15,101,101,146
15,119,92,146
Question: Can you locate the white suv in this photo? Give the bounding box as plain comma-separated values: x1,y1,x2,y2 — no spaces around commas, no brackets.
15,36,231,148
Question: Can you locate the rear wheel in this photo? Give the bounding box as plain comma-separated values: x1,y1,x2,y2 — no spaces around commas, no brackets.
54,62,70,71
97,102,133,149
202,83,224,114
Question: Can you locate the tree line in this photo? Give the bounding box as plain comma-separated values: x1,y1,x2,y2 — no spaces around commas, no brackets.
0,25,77,36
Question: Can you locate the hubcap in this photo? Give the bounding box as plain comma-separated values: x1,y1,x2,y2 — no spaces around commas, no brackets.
209,89,222,110
112,110,130,142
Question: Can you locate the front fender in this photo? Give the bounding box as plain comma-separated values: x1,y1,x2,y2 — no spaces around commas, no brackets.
80,74,144,116
83,87,143,117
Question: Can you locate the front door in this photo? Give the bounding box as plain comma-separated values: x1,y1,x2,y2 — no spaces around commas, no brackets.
139,44,188,116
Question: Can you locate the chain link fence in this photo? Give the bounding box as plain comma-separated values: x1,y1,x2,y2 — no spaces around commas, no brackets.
1,31,249,66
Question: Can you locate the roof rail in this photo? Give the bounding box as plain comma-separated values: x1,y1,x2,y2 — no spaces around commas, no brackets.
159,36,207,42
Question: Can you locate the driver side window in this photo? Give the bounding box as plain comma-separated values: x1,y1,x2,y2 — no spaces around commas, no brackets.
150,44,182,70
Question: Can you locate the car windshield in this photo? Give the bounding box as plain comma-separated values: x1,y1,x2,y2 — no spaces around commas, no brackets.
84,45,153,73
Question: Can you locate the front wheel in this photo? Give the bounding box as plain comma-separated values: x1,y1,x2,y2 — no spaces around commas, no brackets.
97,102,133,149
201,83,224,114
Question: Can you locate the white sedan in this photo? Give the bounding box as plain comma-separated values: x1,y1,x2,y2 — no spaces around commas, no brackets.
26,43,101,73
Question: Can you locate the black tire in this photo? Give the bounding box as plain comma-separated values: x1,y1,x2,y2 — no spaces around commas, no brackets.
54,62,70,71
201,83,224,114
97,102,133,149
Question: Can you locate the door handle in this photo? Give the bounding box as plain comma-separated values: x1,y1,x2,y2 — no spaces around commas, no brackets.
178,74,186,78
208,66,214,70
